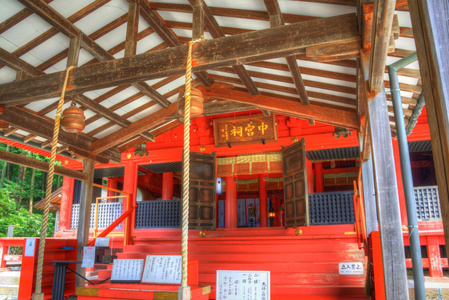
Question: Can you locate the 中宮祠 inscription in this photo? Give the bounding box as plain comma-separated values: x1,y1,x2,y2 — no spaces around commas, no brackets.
213,114,278,147
216,270,270,300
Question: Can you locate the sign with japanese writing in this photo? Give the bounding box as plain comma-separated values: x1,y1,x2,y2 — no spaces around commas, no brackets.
110,259,144,283
141,255,182,284
213,114,278,147
81,246,96,268
216,270,270,300
338,262,364,275
94,237,110,247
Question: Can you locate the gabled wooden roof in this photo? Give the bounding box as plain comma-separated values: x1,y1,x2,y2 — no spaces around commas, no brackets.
0,0,421,163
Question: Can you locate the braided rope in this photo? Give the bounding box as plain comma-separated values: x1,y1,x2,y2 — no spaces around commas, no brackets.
34,66,74,295
180,40,194,287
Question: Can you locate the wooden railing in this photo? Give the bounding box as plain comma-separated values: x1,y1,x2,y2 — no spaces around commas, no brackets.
353,169,367,250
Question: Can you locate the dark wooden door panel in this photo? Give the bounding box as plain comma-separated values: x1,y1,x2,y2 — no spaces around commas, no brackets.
283,138,308,227
188,152,216,230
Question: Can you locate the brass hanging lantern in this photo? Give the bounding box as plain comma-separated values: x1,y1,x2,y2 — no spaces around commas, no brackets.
61,102,85,133
177,87,204,118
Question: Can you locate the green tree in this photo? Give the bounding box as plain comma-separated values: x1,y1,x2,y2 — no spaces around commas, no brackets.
0,189,55,237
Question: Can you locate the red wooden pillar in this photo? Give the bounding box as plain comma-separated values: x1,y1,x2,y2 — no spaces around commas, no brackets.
123,160,138,244
259,174,268,227
162,172,174,200
314,162,324,193
0,241,6,268
59,177,75,231
392,140,408,226
427,235,443,277
306,159,314,193
225,176,237,228
107,178,118,199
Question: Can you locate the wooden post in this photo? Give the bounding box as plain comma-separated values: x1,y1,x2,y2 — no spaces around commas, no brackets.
107,178,118,200
408,0,449,258
359,149,378,236
368,86,409,299
259,174,268,227
225,176,237,228
59,177,75,231
392,140,408,226
162,172,174,200
314,163,324,193
76,159,95,288
123,160,138,245
306,159,314,193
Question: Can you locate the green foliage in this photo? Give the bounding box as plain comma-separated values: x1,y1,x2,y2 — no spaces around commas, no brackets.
0,189,55,237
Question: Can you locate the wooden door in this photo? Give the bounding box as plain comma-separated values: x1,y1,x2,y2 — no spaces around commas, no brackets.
189,152,216,230
283,138,309,227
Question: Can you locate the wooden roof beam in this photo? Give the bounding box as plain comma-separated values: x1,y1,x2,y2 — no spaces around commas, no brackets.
368,0,396,93
0,13,359,105
189,0,258,95
20,0,170,108
264,0,309,105
0,47,155,142
198,84,358,129
0,106,120,164
90,102,179,154
138,0,213,87
0,148,87,181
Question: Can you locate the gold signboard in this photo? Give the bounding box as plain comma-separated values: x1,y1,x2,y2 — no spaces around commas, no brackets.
213,114,278,147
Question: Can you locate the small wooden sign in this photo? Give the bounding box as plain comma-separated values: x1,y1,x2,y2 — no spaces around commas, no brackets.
216,270,270,300
213,114,278,147
110,259,144,283
141,255,182,284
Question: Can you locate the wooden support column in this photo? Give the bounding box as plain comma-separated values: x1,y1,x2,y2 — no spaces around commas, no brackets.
392,140,408,226
314,163,324,193
259,174,268,227
225,176,237,228
76,159,95,288
59,177,75,231
107,178,118,199
358,132,378,236
306,159,314,193
426,235,443,277
408,0,449,258
123,160,138,245
368,86,408,299
162,172,174,200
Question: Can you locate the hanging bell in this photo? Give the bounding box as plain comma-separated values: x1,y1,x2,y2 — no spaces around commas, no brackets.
177,87,204,118
61,103,85,133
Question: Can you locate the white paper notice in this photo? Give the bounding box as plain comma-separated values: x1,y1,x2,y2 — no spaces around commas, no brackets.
24,238,35,257
81,246,96,268
94,237,110,247
110,259,144,283
141,255,182,284
216,270,270,300
339,262,364,275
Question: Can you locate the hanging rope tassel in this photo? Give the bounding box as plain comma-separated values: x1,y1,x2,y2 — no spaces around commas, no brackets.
33,66,75,299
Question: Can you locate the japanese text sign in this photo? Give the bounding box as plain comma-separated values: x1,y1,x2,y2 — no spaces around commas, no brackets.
213,114,278,147
216,270,270,300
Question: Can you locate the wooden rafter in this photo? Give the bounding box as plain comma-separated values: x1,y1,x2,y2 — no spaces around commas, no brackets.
189,0,259,95
0,107,120,164
0,13,360,105
0,47,155,142
198,84,358,129
20,0,170,108
264,0,309,105
90,102,179,154
138,0,213,87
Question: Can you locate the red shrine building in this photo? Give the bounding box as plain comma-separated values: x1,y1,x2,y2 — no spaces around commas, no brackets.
0,0,449,300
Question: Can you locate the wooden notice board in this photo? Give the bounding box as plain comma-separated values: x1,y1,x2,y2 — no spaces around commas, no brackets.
216,270,270,300
213,114,278,147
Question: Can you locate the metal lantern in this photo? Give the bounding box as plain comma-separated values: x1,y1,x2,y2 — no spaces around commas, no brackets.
61,104,85,133
177,87,204,118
